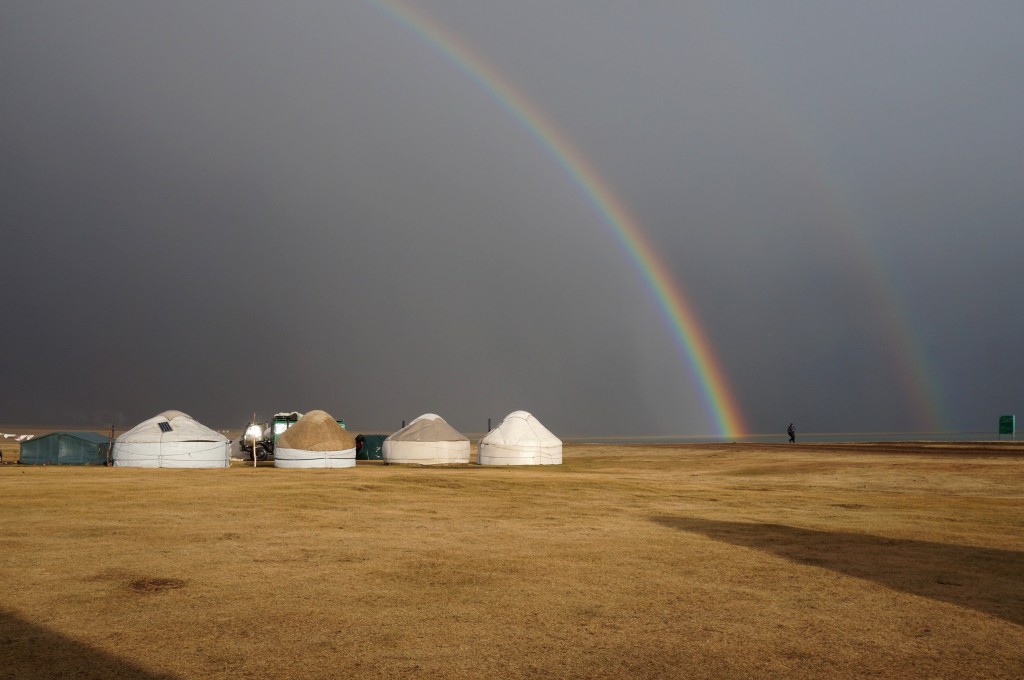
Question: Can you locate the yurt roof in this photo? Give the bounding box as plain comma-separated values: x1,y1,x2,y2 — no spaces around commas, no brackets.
481,411,560,446
116,411,227,444
276,409,355,451
28,431,110,445
387,414,468,443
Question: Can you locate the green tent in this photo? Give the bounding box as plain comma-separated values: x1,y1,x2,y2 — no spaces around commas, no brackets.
19,432,110,465
355,434,386,460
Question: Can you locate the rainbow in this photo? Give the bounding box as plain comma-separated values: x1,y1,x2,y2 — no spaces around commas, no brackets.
368,0,746,437
693,2,947,431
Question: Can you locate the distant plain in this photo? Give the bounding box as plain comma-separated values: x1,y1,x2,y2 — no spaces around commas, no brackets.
1,433,1022,678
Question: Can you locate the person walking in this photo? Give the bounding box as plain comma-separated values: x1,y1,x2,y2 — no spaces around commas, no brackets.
787,423,796,443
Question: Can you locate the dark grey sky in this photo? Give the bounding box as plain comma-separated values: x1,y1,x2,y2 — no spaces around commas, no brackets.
2,1,1022,436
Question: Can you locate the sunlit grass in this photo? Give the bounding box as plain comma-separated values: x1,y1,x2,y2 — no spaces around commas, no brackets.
1,442,1023,678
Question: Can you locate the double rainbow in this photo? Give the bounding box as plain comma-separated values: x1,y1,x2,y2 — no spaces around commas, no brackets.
369,0,746,437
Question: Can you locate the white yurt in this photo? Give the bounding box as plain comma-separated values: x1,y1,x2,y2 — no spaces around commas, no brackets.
477,410,562,465
112,410,230,468
274,410,356,468
383,413,470,465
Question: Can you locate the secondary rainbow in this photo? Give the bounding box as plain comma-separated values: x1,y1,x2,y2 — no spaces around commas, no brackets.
694,1,947,431
368,0,745,436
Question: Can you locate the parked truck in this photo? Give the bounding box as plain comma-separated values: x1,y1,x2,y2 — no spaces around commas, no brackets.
238,412,301,461
238,412,346,460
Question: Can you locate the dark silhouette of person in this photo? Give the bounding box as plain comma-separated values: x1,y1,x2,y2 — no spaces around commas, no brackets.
787,423,796,443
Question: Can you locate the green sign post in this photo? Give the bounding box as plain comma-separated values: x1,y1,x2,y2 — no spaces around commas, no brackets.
998,415,1015,439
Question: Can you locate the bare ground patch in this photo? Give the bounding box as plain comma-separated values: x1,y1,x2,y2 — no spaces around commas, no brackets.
128,577,186,594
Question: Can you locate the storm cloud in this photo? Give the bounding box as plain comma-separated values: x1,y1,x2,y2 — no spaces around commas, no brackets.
2,1,1022,437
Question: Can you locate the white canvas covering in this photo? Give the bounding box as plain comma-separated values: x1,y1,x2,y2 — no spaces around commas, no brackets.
274,446,355,468
383,413,470,465
273,410,356,469
477,410,562,466
112,410,230,468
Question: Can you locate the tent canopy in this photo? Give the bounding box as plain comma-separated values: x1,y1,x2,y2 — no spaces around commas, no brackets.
478,411,562,465
113,411,230,468
276,410,355,451
19,431,109,465
388,414,469,443
274,410,356,469
383,414,470,465
355,434,386,460
117,410,227,444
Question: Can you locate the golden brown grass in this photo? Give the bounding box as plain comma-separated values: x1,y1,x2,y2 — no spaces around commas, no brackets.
1,440,1023,678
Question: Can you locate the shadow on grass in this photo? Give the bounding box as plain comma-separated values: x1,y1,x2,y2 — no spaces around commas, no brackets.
0,608,178,679
653,516,1024,626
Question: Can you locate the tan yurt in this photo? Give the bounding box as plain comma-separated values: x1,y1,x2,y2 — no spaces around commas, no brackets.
274,410,356,468
383,413,470,465
478,410,562,466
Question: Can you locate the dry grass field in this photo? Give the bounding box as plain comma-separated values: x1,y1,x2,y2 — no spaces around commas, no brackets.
1,436,1023,679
